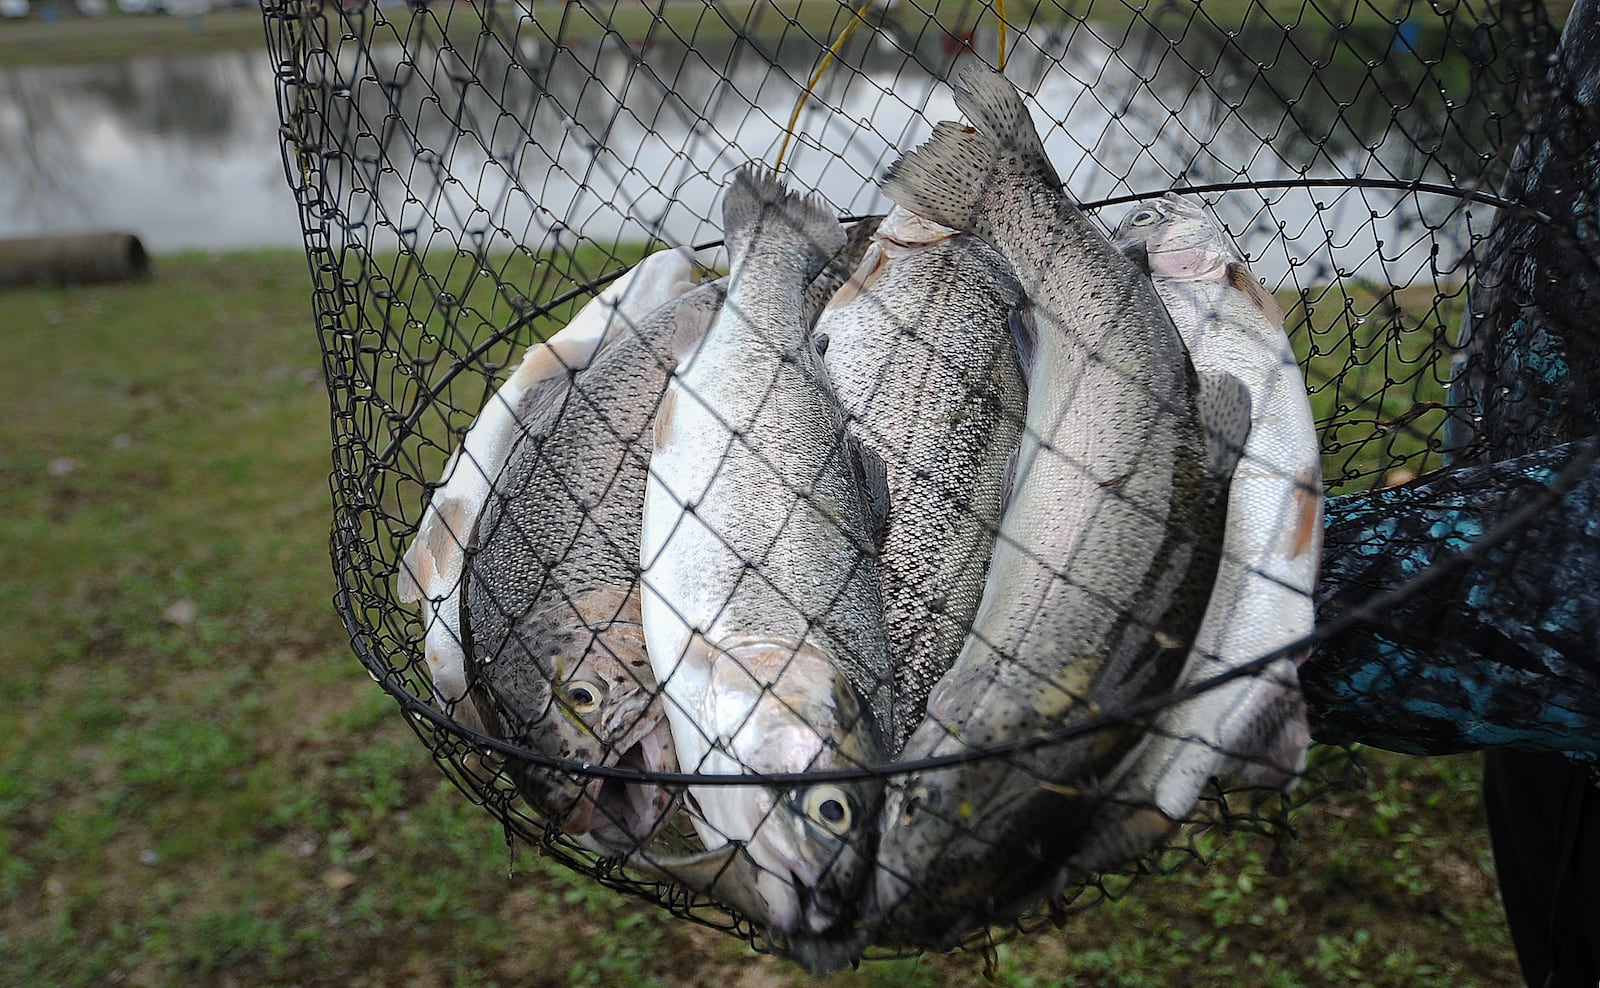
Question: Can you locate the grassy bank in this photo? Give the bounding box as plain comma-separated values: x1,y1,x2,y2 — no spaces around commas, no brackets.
0,249,1520,985
0,0,1576,69
0,8,268,67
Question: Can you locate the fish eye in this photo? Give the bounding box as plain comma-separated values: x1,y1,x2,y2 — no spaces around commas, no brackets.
900,785,933,826
563,679,604,715
803,786,854,836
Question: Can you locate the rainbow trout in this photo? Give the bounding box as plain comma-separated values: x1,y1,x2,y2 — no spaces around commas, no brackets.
1068,194,1321,872
397,247,696,735
461,273,726,855
865,66,1247,948
638,166,890,967
816,205,1026,751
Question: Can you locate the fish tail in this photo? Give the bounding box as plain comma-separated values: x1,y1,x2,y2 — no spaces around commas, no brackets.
721,165,846,278
881,65,1061,232
949,63,1056,174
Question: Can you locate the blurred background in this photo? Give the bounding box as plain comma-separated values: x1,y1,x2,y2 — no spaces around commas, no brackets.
0,2,1554,984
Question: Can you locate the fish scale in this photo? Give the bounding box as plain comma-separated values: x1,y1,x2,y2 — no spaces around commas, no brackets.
637,166,890,970
866,65,1246,949
462,278,727,854
396,248,699,734
1068,194,1321,873
458,213,879,865
816,206,1026,752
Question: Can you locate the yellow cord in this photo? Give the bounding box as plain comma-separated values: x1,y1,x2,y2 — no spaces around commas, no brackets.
775,0,877,173
775,0,1011,171
996,0,1008,68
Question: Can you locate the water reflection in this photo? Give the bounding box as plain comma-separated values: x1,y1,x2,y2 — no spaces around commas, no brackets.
0,50,299,251
0,3,1533,273
288,0,1530,288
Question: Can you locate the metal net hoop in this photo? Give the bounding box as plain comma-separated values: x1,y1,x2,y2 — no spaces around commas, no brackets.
262,0,1582,952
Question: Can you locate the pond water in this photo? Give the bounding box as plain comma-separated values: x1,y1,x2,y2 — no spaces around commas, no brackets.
0,3,1538,284
0,49,301,252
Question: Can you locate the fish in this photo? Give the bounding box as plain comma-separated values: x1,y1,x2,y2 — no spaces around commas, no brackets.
396,247,699,735
638,166,892,964
459,269,727,855
1067,193,1321,871
865,65,1248,948
815,205,1027,751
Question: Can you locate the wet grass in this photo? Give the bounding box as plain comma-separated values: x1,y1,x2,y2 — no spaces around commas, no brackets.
0,248,1522,985
1290,279,1462,493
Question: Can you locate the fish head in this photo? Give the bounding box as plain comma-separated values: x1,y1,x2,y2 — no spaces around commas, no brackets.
687,637,886,937
1111,194,1237,283
867,711,1109,949
866,740,1055,949
471,590,679,851
876,204,960,248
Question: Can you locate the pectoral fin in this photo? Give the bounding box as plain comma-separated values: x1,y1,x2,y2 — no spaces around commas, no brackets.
399,493,477,602
624,841,776,921
1228,261,1286,325
1288,464,1324,564
1195,371,1254,478
850,437,892,551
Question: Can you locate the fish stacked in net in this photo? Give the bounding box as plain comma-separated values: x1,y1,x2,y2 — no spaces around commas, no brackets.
262,0,1596,967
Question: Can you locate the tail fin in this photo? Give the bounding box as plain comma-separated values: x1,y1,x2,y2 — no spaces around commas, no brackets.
804,214,883,325
881,65,1061,232
721,165,846,278
950,63,1056,174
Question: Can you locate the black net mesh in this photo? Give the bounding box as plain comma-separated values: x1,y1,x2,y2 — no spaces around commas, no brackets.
261,0,1595,966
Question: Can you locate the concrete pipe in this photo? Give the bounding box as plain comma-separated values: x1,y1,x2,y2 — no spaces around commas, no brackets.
0,232,151,288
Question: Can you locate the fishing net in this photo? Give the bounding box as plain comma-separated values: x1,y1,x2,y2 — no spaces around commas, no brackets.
261,0,1597,963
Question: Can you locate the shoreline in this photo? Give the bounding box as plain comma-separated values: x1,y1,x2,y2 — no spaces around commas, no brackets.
0,0,1575,69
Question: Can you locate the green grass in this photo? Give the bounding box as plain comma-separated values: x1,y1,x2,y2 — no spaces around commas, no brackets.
0,8,270,68
0,248,1524,984
1290,280,1461,493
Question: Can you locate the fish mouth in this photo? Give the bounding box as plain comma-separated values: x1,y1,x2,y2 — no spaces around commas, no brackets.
789,868,850,936
562,711,678,850
766,886,871,973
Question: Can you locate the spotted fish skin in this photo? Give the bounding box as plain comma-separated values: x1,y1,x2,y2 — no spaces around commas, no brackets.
639,166,890,961
1064,194,1323,873
463,278,726,854
396,248,698,734
817,206,1027,752
866,66,1244,949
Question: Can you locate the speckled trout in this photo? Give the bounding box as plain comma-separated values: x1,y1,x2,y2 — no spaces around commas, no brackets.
816,205,1026,752
1066,194,1321,873
865,66,1247,949
460,273,726,855
638,166,891,966
397,247,696,734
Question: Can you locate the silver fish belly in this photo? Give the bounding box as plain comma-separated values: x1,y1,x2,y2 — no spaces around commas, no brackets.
463,279,726,855
866,66,1243,948
817,205,1026,752
639,166,890,954
1068,194,1322,873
